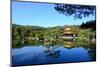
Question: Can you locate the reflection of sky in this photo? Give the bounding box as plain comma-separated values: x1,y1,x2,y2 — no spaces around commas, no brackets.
12,1,95,27
12,46,91,65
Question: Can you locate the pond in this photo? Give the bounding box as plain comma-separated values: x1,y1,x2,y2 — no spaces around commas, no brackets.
12,40,96,66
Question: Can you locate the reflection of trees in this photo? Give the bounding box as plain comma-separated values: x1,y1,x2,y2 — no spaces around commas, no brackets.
86,43,96,60
12,39,24,48
75,39,96,60
88,49,96,61
44,45,60,58
13,37,96,61
44,39,63,46
80,42,96,61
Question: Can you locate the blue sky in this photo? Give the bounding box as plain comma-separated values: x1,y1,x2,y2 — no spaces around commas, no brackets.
12,1,95,27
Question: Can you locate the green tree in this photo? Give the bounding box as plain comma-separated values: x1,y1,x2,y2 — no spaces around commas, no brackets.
54,4,95,19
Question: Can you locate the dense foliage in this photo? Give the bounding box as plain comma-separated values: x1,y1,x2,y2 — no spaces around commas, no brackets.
54,4,96,19
80,20,96,30
12,20,96,49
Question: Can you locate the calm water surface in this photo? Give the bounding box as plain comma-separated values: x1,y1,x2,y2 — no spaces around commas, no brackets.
12,44,94,66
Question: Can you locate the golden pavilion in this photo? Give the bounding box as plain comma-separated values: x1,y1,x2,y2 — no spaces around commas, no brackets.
62,27,78,39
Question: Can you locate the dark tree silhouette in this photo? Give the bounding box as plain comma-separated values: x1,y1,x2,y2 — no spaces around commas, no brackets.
54,4,96,19
80,20,96,30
